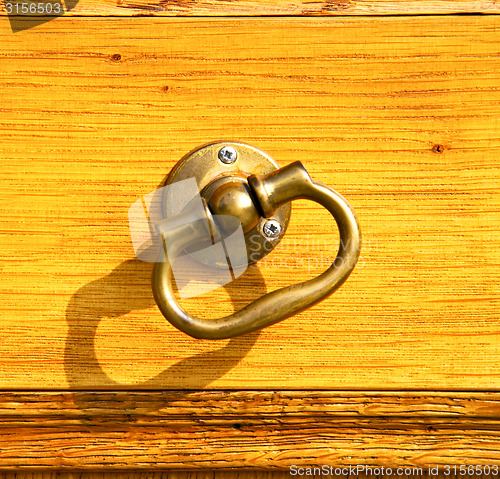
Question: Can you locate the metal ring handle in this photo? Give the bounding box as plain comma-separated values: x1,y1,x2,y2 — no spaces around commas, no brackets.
152,161,361,339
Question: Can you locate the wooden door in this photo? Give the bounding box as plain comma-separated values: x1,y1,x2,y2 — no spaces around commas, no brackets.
0,0,499,470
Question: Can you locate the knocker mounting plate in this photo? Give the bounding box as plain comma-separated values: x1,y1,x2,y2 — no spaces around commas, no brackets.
163,141,291,266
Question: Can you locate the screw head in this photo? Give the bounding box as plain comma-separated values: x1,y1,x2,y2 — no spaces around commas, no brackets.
263,219,281,238
218,146,238,165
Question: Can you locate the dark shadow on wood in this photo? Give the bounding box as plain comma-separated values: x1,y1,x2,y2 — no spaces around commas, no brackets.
64,258,266,412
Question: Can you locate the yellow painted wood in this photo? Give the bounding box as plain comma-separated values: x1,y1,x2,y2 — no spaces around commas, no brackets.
0,16,498,390
1,0,500,16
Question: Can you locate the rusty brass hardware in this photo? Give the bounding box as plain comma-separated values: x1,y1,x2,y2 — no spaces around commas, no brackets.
152,142,361,339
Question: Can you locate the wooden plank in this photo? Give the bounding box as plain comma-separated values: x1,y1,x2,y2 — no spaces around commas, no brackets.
0,474,292,479
0,472,491,479
0,474,295,479
0,391,496,469
1,0,500,16
0,16,499,390
0,475,496,479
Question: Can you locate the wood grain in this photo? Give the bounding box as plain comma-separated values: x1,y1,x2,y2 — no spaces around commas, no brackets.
0,391,496,469
0,474,294,479
0,16,499,390
0,474,494,479
1,0,500,16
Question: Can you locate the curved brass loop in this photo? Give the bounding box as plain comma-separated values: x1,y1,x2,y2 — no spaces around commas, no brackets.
152,161,361,339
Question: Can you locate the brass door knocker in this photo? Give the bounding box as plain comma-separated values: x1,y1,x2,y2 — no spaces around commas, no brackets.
150,141,361,339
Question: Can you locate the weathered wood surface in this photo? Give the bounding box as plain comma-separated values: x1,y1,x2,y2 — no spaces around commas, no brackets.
1,0,500,16
0,473,488,479
0,391,496,469
0,16,499,390
0,473,493,479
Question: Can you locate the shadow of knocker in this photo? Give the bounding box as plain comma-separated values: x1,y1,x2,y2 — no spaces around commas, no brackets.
64,258,265,409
